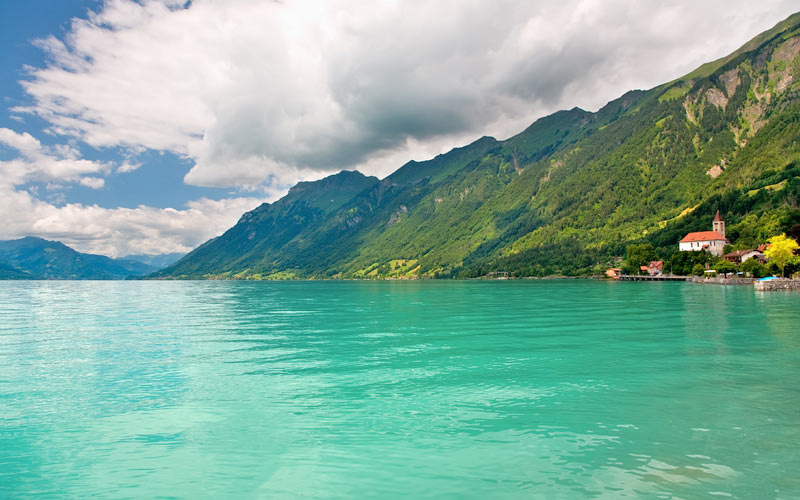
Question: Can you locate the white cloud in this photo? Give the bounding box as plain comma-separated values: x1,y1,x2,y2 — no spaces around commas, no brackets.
78,176,105,189
0,186,265,257
0,123,291,256
116,161,141,173
0,127,110,187
0,128,42,157
0,126,271,257
15,0,798,188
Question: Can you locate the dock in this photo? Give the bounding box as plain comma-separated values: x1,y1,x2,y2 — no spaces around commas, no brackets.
618,274,688,282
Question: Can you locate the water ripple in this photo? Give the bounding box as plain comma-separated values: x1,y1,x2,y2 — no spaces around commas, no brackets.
1,280,799,498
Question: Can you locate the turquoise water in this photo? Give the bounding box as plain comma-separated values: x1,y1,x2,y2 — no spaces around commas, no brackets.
0,281,798,499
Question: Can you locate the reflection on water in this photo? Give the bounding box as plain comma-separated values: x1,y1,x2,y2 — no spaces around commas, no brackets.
1,280,799,498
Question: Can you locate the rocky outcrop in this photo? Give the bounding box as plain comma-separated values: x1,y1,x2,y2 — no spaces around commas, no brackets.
720,68,741,96
705,88,728,109
706,165,724,178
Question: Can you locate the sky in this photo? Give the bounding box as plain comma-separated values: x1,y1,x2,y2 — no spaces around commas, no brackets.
0,0,797,257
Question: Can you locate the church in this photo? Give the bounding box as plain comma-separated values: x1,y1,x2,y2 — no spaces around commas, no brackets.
679,211,728,256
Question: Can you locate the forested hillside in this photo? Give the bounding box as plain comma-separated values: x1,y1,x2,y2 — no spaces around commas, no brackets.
0,237,157,280
156,13,800,279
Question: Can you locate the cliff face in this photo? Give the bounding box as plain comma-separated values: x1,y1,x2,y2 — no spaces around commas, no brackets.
157,13,800,279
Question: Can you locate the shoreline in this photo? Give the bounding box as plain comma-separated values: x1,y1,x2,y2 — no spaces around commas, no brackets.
7,275,799,286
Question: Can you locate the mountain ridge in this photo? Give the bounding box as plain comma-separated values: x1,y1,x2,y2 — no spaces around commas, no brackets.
0,237,158,280
122,252,186,270
155,12,800,279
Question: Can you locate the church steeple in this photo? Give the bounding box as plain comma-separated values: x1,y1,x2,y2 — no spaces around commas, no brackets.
713,210,725,238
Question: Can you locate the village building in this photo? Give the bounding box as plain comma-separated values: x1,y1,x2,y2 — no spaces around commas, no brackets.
723,249,766,264
679,210,728,257
645,260,663,276
605,268,622,279
639,261,663,276
712,209,725,236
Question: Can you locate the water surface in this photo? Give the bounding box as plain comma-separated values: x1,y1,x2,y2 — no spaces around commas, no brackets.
1,280,798,498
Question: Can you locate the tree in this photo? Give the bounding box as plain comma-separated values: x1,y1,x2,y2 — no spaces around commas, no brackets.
742,258,769,278
789,224,800,244
692,263,706,276
785,255,800,279
668,249,712,276
764,234,800,277
714,259,738,276
624,243,657,275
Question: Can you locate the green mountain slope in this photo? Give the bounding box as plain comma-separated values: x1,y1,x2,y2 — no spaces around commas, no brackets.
157,170,380,278
0,261,41,280
157,13,800,279
0,237,157,280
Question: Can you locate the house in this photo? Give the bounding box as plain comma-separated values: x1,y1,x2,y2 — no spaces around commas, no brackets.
638,261,663,275
646,260,663,276
679,210,728,257
679,231,728,256
723,249,766,264
605,268,622,279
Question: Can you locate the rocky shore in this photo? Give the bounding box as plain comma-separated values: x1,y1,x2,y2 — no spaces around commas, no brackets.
689,277,756,285
754,279,800,291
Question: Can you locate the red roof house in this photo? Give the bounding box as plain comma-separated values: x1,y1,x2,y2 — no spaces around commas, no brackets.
646,260,663,275
679,231,728,256
679,211,728,256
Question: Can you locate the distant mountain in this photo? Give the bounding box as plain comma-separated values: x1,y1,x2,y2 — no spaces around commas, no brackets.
0,237,157,280
0,261,40,280
156,12,800,279
122,252,186,270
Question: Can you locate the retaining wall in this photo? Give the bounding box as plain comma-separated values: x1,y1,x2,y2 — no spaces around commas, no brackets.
754,279,800,291
689,277,756,285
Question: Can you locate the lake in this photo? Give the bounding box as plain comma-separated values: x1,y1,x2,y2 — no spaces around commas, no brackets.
1,280,798,498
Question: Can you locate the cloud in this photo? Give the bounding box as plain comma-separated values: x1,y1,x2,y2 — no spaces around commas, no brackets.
78,176,105,189
15,0,798,188
0,126,269,257
0,127,110,187
0,128,43,157
0,186,264,257
116,161,141,173
0,123,290,256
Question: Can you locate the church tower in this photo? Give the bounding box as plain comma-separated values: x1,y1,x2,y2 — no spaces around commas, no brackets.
713,210,725,238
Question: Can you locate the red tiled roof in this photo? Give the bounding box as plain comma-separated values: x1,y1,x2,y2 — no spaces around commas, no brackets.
713,210,723,222
680,231,727,243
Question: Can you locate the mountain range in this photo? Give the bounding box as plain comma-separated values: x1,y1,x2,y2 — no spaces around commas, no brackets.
122,252,186,270
152,13,800,279
5,17,797,282
154,13,800,279
0,237,164,280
